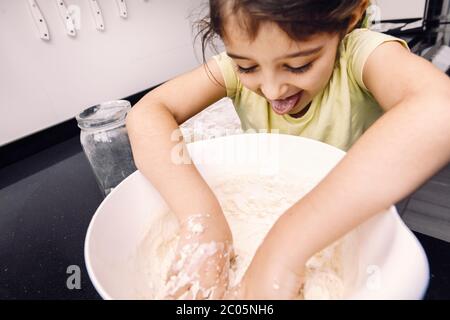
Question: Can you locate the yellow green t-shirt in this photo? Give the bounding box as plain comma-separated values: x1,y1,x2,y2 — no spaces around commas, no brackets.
212,28,409,151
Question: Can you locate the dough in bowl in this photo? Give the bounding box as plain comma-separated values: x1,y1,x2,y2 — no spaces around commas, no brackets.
135,173,356,299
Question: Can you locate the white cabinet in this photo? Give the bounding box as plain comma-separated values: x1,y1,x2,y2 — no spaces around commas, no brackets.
0,0,207,146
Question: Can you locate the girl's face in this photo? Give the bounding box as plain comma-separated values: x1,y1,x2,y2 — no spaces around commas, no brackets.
223,21,341,116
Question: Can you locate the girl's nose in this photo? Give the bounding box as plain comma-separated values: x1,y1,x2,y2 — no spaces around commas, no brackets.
260,80,289,101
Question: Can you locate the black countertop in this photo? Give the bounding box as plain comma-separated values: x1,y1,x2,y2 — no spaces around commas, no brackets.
0,137,102,299
0,136,449,300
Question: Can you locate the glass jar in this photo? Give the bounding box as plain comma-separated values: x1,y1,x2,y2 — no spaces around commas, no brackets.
76,100,137,197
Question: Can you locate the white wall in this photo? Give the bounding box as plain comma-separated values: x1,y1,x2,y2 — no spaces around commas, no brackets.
0,0,208,146
374,0,427,21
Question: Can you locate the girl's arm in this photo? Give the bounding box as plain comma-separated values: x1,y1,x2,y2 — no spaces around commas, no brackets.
233,42,450,299
127,59,228,223
126,59,233,299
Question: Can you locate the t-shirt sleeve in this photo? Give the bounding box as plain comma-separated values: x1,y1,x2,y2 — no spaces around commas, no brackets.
212,52,240,99
346,29,410,92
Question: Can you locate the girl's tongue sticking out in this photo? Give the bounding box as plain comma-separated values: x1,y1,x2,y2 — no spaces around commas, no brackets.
270,92,303,115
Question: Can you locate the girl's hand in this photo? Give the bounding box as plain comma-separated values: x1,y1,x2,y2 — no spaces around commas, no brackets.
163,214,233,300
226,242,305,300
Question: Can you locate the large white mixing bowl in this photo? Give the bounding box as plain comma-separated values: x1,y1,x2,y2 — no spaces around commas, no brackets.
85,134,429,299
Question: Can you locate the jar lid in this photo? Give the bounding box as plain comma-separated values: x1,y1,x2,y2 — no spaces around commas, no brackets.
76,100,131,130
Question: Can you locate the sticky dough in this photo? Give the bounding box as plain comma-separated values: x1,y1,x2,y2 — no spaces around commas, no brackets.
135,174,352,299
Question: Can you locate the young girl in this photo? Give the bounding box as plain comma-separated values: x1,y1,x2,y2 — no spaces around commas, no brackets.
126,0,450,299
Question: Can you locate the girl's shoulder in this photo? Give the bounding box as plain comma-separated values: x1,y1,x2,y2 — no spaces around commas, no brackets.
341,28,410,92
342,28,409,56
212,52,241,99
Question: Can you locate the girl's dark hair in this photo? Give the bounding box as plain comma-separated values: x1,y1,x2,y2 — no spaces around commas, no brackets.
196,0,368,63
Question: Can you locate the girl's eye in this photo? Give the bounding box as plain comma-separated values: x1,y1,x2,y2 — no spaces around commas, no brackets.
236,63,313,74
237,65,257,74
285,63,313,74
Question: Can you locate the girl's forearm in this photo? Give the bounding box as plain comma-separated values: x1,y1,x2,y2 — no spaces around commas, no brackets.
126,96,229,229
263,92,450,269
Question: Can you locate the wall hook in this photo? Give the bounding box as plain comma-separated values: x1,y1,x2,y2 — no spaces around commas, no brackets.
88,0,105,31
27,0,50,41
55,0,76,37
115,0,128,19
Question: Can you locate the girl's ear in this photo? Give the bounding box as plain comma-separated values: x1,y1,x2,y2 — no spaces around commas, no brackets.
346,0,371,33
